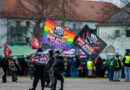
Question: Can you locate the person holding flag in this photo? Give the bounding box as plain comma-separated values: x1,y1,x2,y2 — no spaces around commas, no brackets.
1,54,9,83
0,44,11,83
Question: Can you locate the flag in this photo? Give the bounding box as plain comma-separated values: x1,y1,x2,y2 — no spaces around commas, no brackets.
74,25,107,59
4,44,12,58
32,36,41,49
42,18,76,50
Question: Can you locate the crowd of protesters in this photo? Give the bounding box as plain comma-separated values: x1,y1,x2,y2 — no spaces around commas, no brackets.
0,50,130,85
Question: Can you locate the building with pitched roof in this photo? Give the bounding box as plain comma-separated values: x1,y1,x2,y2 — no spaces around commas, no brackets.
0,0,118,50
97,5,130,58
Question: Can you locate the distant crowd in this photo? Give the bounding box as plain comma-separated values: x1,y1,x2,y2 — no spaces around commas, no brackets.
0,52,130,83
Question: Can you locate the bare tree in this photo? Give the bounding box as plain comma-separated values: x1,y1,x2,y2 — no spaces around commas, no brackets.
15,0,77,40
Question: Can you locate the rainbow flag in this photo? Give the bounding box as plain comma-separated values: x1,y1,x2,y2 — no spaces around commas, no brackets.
42,18,76,50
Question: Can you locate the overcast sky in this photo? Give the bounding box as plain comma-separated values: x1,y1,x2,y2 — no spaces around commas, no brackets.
87,0,124,7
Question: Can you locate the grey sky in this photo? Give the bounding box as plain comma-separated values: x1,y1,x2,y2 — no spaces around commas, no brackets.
87,0,124,7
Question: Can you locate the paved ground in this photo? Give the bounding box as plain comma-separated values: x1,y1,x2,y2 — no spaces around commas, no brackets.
0,77,130,90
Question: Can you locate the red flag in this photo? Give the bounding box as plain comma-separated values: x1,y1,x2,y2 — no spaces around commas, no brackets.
32,36,41,49
4,44,12,58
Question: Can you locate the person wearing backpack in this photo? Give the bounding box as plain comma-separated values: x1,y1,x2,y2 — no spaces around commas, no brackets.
9,56,20,83
123,53,130,81
108,56,114,81
113,54,121,81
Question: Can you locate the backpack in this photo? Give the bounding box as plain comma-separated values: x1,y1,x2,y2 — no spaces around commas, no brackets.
113,58,117,66
105,59,110,67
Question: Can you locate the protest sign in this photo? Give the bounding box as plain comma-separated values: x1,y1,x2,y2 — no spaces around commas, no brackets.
74,25,107,59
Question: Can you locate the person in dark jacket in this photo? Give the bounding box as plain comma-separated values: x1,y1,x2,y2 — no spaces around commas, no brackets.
95,57,103,77
29,48,47,90
10,56,20,83
69,58,76,77
75,55,80,77
1,54,9,83
52,50,64,90
47,49,55,89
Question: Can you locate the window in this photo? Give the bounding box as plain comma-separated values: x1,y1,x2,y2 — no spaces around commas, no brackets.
26,21,30,27
9,27,28,46
73,23,76,30
16,21,21,26
115,30,120,38
11,35,24,43
126,30,130,37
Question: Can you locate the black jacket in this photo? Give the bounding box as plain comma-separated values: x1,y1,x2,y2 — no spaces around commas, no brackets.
53,56,64,72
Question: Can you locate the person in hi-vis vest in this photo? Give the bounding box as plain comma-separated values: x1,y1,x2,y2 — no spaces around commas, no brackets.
113,54,121,81
123,53,130,81
87,58,94,77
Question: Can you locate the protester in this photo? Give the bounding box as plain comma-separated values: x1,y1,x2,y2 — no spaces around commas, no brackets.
113,54,121,81
105,58,110,77
23,55,29,76
79,62,84,77
102,59,106,77
64,58,69,77
1,54,9,83
27,55,34,79
95,57,103,77
119,56,123,79
84,57,89,76
52,50,64,90
75,55,80,77
29,48,47,90
45,68,50,88
87,58,94,77
0,65,4,80
123,53,130,81
10,56,20,83
47,49,55,89
79,59,87,77
108,56,114,81
69,57,76,77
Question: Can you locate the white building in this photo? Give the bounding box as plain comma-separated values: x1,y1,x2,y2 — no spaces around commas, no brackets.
97,6,130,59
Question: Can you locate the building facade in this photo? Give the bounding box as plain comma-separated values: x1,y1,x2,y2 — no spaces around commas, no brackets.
97,6,130,58
97,26,130,58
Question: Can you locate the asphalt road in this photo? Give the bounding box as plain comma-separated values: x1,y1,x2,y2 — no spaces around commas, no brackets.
0,77,130,90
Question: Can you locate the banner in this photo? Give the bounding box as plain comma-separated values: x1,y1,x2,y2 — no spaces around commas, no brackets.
42,18,76,50
74,25,107,59
31,55,48,64
32,36,41,49
4,44,12,58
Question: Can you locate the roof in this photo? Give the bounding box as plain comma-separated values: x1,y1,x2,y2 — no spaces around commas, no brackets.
0,0,119,22
0,45,35,58
74,0,119,22
97,5,130,26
